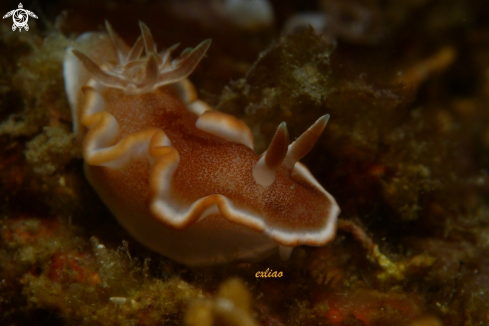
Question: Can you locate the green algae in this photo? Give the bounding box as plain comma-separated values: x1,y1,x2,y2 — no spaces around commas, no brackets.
217,28,336,153
1,217,202,326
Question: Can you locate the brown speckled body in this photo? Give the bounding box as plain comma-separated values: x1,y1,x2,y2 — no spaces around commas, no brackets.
66,23,339,265
97,88,331,234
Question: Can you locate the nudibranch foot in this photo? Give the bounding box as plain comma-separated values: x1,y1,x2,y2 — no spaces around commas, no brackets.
279,245,294,261
65,22,340,266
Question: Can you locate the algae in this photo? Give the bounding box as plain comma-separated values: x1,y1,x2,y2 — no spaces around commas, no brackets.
1,0,489,325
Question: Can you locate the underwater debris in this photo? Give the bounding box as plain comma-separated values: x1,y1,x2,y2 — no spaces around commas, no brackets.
185,278,258,326
398,46,457,89
338,219,436,281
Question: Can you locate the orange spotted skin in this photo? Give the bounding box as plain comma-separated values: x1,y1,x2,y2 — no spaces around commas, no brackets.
94,87,331,235
65,23,339,265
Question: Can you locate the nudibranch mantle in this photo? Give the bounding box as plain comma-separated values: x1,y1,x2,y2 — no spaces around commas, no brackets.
64,22,340,266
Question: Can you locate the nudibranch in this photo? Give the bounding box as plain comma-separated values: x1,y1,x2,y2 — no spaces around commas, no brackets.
64,22,340,266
